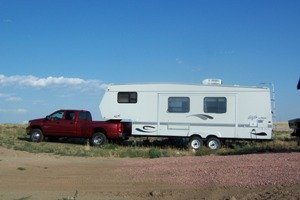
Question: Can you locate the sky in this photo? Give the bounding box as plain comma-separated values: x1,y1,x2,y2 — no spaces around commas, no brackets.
0,0,299,123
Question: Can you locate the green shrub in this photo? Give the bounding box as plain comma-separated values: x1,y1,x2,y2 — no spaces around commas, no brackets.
148,148,162,158
120,147,154,158
14,195,32,200
195,146,215,156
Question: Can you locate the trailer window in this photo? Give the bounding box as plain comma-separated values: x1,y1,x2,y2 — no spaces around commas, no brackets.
118,92,137,103
204,97,227,113
168,97,190,113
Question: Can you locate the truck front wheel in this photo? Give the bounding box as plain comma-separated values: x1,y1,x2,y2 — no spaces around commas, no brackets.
29,129,44,142
90,132,107,146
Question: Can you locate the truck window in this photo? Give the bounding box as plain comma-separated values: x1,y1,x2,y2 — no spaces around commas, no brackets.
49,111,64,120
86,112,92,120
65,111,75,120
118,92,137,103
79,111,85,120
168,97,190,113
204,97,227,114
79,111,92,120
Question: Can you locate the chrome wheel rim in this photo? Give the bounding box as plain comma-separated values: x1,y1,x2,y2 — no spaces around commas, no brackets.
31,132,41,141
191,139,201,149
93,136,103,145
208,140,219,150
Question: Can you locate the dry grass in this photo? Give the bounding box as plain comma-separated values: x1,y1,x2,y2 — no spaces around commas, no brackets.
0,123,299,158
273,122,293,132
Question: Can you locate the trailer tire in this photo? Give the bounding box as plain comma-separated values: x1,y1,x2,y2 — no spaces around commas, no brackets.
90,132,107,146
189,136,203,150
29,129,44,143
206,137,221,150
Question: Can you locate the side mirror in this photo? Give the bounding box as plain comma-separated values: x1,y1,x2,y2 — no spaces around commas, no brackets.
45,115,50,120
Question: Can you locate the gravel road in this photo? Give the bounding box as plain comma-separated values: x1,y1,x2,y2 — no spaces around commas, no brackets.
119,153,300,188
0,147,299,200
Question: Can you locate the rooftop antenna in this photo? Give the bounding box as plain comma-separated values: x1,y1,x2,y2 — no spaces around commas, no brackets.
260,82,276,122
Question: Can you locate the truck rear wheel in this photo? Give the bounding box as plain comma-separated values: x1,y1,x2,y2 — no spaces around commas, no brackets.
189,136,203,150
90,132,107,146
29,129,44,142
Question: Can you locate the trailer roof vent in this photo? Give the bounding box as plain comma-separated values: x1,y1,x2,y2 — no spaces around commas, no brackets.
202,79,222,85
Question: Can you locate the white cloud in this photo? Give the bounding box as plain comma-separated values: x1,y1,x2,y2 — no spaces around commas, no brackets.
0,74,107,91
176,58,183,64
191,66,203,72
2,19,13,23
33,100,46,105
0,93,8,98
0,108,27,114
16,109,27,114
6,96,22,102
219,50,235,55
0,92,22,102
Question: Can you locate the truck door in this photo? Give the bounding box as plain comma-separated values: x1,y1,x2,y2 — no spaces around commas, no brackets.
158,94,191,137
76,111,91,137
59,111,77,136
43,110,65,136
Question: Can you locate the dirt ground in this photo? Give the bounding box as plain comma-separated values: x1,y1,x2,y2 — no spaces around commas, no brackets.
0,147,299,200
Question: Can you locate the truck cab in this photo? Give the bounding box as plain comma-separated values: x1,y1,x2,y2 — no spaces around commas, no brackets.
44,110,92,137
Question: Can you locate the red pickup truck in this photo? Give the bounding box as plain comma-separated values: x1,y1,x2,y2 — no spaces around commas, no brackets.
26,109,126,146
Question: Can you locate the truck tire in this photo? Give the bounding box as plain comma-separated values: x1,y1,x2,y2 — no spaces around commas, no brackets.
189,136,203,150
90,132,107,146
29,129,44,142
206,137,221,150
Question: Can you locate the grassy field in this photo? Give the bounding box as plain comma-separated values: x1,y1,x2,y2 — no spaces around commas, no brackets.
0,124,299,158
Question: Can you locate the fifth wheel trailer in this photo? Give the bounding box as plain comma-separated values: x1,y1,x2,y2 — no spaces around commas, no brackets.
99,81,273,150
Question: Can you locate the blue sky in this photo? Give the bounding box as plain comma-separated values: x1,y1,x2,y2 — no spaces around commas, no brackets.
0,0,299,123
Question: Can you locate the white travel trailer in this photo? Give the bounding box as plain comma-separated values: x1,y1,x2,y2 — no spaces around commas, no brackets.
99,80,273,150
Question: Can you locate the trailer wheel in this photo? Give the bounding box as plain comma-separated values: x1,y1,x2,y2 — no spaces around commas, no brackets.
206,137,221,150
90,132,107,146
189,136,203,150
29,129,44,142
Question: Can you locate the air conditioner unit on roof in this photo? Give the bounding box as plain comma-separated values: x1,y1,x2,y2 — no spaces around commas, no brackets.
202,79,222,85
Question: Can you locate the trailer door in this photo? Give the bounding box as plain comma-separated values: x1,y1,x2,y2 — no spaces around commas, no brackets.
157,94,191,137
